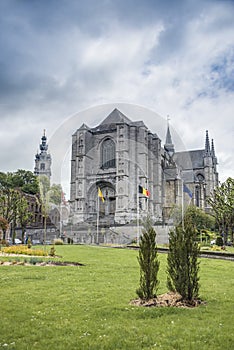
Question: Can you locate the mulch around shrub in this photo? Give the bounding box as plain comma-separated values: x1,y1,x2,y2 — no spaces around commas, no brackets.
130,291,205,308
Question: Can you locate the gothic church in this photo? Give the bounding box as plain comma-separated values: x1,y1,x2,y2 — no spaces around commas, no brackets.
70,108,218,226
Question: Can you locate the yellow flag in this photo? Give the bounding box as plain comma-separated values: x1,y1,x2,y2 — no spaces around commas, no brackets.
98,187,105,202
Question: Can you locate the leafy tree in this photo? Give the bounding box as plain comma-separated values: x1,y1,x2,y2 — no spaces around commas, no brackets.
11,169,39,194
170,204,215,233
208,177,234,243
0,187,22,240
38,175,50,197
136,217,160,300
0,170,39,195
38,176,52,245
167,213,200,301
17,195,34,241
49,184,63,205
0,217,9,239
0,171,38,239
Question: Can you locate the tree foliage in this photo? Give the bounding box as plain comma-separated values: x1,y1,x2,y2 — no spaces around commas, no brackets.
17,195,34,240
49,184,63,205
0,170,39,239
0,170,39,194
136,217,160,300
167,213,200,301
208,177,234,243
0,216,9,234
171,204,215,232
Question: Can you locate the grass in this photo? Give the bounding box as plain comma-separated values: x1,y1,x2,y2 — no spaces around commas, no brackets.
0,245,233,350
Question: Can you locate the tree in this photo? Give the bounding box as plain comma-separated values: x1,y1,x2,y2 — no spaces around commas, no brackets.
136,217,160,300
171,204,215,232
0,217,9,239
167,213,200,302
10,169,39,194
208,177,234,244
0,187,22,240
38,176,52,246
0,171,38,239
49,184,63,205
17,195,34,241
208,177,234,243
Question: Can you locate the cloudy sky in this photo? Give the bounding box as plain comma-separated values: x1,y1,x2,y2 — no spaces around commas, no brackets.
0,0,233,196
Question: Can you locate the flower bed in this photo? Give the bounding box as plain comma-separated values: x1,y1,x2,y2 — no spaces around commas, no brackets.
1,245,47,256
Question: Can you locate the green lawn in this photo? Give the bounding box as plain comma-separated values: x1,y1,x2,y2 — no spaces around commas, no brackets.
0,245,233,350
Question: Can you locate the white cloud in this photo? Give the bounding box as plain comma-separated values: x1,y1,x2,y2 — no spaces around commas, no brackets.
0,0,233,191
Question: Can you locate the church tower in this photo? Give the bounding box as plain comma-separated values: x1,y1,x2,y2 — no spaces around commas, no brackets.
34,130,52,181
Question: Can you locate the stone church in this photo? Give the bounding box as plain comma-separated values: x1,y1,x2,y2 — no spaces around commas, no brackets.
70,108,218,227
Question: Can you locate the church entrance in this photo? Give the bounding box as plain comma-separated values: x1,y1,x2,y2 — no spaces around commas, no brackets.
87,182,116,226
98,185,116,226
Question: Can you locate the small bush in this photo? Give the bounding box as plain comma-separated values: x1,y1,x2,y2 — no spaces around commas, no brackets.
29,257,43,265
54,239,64,245
27,238,32,248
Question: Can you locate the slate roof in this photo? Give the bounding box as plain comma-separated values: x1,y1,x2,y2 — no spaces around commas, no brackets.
91,108,148,133
174,150,204,170
100,108,132,125
181,170,195,182
164,167,178,180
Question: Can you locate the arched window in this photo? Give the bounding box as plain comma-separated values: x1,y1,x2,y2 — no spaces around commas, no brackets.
40,163,45,170
101,138,116,169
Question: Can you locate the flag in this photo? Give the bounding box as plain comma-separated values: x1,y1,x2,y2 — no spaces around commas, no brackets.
139,185,150,197
98,187,105,202
183,184,193,198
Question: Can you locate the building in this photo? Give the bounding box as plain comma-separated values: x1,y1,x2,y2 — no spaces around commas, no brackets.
34,130,52,181
70,108,218,228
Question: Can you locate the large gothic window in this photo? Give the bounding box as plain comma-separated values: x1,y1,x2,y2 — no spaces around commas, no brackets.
101,138,116,169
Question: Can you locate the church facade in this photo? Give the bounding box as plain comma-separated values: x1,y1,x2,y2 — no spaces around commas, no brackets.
70,108,218,226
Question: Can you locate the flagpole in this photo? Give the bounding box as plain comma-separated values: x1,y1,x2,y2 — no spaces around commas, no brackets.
137,172,140,245
181,178,184,230
97,195,99,244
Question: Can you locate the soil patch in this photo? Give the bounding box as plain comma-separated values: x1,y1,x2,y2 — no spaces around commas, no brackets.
0,260,84,266
130,291,205,308
0,253,84,267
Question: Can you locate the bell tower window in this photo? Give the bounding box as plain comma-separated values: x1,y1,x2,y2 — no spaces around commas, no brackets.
101,138,116,169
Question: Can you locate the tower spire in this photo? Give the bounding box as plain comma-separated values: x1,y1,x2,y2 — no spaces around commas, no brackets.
211,138,218,165
211,139,215,156
164,115,175,156
204,130,211,155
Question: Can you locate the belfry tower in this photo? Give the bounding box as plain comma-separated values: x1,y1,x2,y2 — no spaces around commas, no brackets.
34,130,52,181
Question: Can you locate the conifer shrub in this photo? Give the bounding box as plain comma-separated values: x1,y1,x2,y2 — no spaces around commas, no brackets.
216,236,224,246
136,217,160,300
167,216,200,301
49,246,56,256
